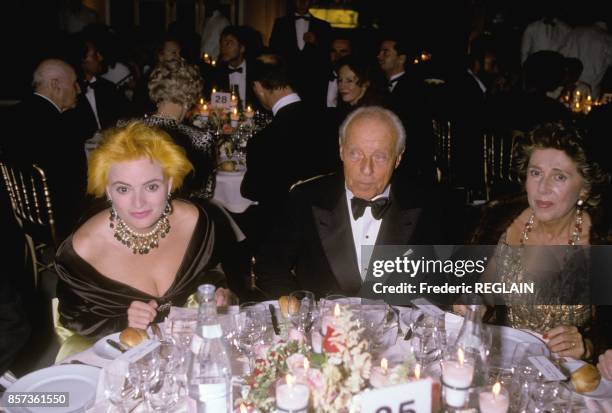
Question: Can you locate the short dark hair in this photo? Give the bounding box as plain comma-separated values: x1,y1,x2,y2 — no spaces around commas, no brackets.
516,122,609,208
220,25,248,49
380,32,411,58
250,55,292,90
335,55,372,86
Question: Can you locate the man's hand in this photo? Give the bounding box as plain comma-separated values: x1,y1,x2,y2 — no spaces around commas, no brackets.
215,287,239,307
127,300,158,329
303,32,317,45
598,349,612,380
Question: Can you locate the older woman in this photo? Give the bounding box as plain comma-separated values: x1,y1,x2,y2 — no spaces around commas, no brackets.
56,122,237,347
130,58,215,199
470,122,609,361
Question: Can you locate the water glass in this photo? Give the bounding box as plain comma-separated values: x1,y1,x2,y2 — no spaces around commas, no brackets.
510,342,549,412
403,309,446,366
103,368,132,412
147,372,181,411
237,303,268,372
288,290,317,333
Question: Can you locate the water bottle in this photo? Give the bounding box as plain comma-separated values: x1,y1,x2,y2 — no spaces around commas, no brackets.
453,304,488,386
187,284,232,413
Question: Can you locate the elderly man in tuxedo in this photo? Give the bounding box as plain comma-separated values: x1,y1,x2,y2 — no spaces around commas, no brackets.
2,59,87,240
255,106,442,298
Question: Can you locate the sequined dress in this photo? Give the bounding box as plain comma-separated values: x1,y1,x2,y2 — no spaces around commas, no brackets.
491,232,592,333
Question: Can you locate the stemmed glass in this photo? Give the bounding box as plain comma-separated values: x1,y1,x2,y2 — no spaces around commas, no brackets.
288,290,317,334
128,351,161,406
510,342,549,412
236,303,268,373
403,309,447,366
360,299,398,356
103,367,132,413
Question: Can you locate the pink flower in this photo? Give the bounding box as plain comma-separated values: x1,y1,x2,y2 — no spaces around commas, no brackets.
289,328,306,343
286,353,306,376
306,368,324,391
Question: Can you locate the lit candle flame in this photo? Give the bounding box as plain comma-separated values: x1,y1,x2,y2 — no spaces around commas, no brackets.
588,95,592,101
204,53,209,59
231,94,236,101
381,358,388,374
415,363,421,380
304,358,310,371
492,382,501,397
247,105,252,112
333,303,341,317
240,403,248,413
212,59,216,66
199,98,204,105
203,104,208,110
286,374,295,387
212,88,216,94
233,108,238,116
413,58,419,64
577,90,581,96
458,348,465,366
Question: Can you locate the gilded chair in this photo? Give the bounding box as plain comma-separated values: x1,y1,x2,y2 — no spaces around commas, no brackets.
432,119,452,184
1,160,58,287
482,130,521,201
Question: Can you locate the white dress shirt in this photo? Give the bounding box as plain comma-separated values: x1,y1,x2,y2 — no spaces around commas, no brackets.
345,186,390,279
521,18,571,64
326,75,338,107
200,10,230,58
467,69,487,94
228,60,247,108
388,71,405,92
560,22,612,99
85,76,101,130
295,13,310,51
272,93,301,116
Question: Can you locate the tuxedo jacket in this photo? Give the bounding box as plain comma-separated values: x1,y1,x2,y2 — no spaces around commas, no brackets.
2,94,88,240
240,100,339,211
385,73,436,184
206,59,263,112
269,15,332,107
255,173,443,299
69,77,130,142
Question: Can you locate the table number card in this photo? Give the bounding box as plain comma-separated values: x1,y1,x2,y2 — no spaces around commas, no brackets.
528,356,567,381
117,339,160,364
211,92,231,109
361,380,432,413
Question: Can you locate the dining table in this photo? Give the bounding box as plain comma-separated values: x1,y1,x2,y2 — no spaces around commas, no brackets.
2,299,611,413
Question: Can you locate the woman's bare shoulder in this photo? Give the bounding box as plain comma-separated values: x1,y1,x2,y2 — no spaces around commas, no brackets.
72,209,112,261
171,200,199,228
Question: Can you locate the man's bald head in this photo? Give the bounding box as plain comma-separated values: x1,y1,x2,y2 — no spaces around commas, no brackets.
32,59,80,112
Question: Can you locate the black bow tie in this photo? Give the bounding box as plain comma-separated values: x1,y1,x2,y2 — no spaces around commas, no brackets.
387,78,399,90
295,14,310,21
351,197,390,220
227,67,243,74
329,71,337,81
83,79,97,90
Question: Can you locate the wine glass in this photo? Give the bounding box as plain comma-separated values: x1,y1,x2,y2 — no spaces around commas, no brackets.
360,299,395,355
147,371,181,411
288,290,317,333
403,309,446,366
510,342,549,412
103,368,132,413
237,303,267,372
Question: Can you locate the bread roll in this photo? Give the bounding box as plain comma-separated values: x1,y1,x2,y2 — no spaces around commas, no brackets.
219,161,235,172
278,296,300,318
119,327,150,348
571,363,601,394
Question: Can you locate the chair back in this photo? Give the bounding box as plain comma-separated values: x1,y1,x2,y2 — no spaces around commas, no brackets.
483,130,520,201
1,160,58,248
432,119,452,184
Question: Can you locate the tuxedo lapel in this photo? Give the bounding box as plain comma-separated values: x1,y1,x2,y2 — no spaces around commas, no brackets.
312,190,362,294
375,200,419,245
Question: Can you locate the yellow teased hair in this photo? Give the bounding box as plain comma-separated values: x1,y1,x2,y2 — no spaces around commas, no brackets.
87,121,193,198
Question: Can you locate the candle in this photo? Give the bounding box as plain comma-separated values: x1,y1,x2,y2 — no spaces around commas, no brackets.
276,374,309,412
370,358,390,388
211,59,216,67
479,382,509,413
212,88,217,95
414,363,421,380
230,94,238,109
230,108,239,128
441,348,474,407
245,105,254,119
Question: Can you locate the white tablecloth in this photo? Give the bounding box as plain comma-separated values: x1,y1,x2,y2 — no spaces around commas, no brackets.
212,169,256,214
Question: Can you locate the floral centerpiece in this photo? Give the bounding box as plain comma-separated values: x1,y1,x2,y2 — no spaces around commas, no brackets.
236,305,415,413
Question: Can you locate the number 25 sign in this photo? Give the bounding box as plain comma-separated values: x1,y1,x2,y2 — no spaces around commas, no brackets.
360,380,432,413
